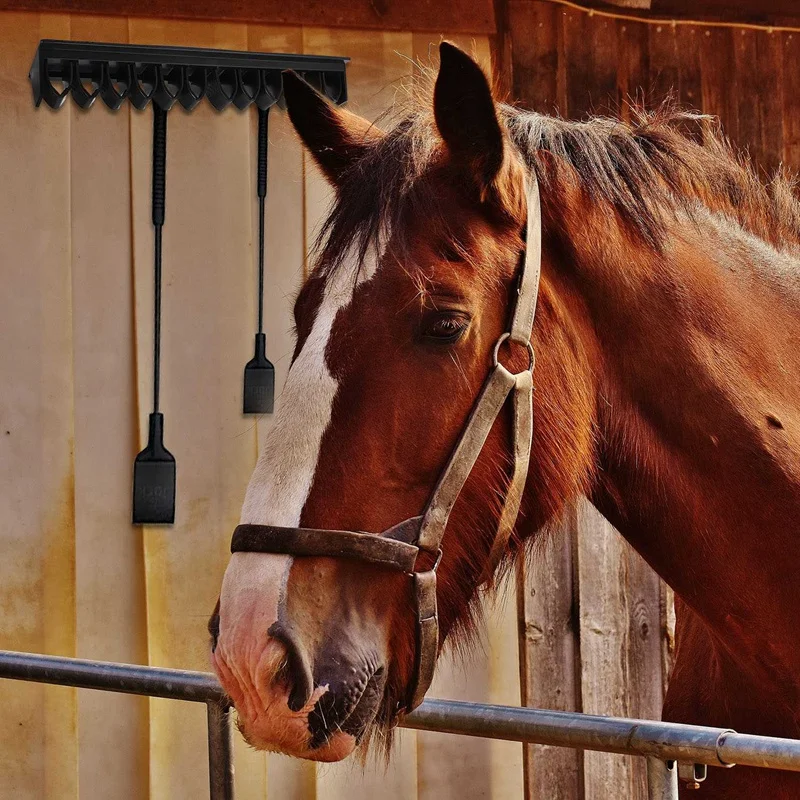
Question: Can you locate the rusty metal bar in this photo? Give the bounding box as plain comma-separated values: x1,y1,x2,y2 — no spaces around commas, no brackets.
0,650,231,800
2,649,800,797
207,701,235,800
401,699,800,772
0,649,225,703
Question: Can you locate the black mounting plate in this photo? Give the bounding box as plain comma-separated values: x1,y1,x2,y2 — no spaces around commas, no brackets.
30,39,349,112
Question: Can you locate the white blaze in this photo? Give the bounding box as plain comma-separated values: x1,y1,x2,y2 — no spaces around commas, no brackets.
240,249,379,527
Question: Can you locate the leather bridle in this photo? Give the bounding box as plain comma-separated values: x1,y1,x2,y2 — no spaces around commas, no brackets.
230,175,542,714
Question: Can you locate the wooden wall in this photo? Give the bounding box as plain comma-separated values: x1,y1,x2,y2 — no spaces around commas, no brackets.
0,14,522,800
504,1,800,174
503,3,800,799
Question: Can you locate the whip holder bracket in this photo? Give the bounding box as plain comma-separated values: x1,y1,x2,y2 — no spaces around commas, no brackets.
30,39,348,112
29,38,348,524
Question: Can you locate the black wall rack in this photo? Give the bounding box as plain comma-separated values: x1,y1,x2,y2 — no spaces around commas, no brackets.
29,39,348,112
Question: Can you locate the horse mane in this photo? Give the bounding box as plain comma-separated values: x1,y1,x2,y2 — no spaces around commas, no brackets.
506,104,800,253
312,96,800,277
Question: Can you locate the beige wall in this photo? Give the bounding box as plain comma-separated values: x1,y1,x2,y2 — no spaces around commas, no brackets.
0,13,523,799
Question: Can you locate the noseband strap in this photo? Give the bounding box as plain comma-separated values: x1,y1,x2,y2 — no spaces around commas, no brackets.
231,523,421,572
230,175,542,714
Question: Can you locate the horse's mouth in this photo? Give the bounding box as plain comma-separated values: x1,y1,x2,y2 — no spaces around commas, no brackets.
308,667,386,749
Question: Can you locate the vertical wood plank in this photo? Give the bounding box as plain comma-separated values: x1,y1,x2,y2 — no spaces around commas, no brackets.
128,17,257,800
617,19,649,119
589,16,619,117
732,26,787,174
648,22,680,105
487,587,525,799
733,28,760,167
576,500,665,800
67,15,151,800
675,25,701,111
508,0,561,114
699,27,739,142
577,500,634,800
0,11,78,799
300,25,419,800
562,7,618,119
754,30,784,175
576,501,636,800
518,510,582,800
562,8,593,119
784,32,800,169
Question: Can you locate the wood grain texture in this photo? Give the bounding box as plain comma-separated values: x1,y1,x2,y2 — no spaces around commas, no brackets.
518,510,583,800
648,21,680,104
732,25,787,177
0,0,496,33
508,0,562,114
515,0,800,28
576,503,638,799
652,0,800,25
68,13,150,800
562,8,593,119
675,24,701,111
699,26,739,141
0,12,78,800
753,29,785,175
617,18,649,115
784,32,800,167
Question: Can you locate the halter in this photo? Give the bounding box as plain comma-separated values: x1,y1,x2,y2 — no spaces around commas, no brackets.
230,175,542,713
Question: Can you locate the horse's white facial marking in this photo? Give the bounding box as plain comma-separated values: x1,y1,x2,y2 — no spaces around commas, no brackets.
240,247,380,528
216,248,381,715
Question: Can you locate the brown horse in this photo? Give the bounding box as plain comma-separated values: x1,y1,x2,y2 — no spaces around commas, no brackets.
210,42,800,796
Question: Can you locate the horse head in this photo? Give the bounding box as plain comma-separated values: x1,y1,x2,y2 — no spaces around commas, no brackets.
209,42,596,760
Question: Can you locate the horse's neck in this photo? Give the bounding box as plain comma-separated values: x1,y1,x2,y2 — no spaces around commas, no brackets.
565,205,800,680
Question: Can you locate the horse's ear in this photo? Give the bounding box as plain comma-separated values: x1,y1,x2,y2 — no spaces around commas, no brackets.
434,42,506,202
283,71,382,185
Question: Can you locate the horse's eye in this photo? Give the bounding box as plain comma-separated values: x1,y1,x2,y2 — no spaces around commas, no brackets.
422,312,470,343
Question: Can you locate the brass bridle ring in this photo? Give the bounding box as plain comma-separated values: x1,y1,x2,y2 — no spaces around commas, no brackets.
492,332,536,373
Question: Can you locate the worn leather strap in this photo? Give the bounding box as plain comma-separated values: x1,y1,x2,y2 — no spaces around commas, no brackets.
484,369,533,579
231,523,420,572
510,177,542,346
408,570,439,710
417,364,517,553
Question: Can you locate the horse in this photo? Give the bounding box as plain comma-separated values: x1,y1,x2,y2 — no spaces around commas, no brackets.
209,41,800,797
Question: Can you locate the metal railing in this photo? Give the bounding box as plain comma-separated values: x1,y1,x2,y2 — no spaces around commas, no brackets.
2,651,800,799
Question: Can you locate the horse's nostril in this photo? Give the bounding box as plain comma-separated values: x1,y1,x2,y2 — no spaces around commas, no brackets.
208,604,220,653
267,622,314,712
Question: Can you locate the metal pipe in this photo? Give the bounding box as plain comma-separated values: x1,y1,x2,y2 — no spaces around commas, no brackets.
2,651,800,777
402,699,800,772
0,650,225,704
646,757,678,800
207,701,235,800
